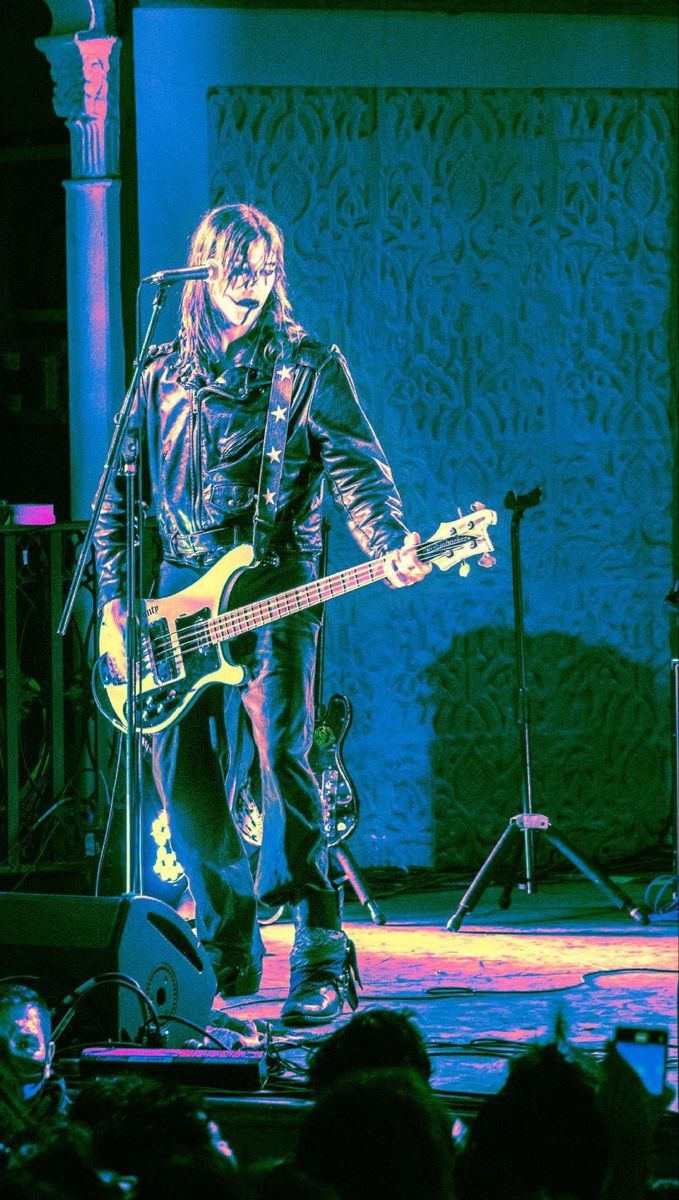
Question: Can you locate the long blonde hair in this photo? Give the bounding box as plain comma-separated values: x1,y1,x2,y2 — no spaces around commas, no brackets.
178,203,304,372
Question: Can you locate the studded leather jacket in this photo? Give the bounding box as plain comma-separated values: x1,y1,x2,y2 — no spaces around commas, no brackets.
94,330,408,609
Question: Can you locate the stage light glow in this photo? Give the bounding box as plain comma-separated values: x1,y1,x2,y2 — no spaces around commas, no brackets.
150,810,184,884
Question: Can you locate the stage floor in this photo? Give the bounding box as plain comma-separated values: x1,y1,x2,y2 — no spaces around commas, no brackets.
211,872,677,1110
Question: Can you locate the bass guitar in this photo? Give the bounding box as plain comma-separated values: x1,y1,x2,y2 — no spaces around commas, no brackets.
93,504,497,736
311,693,357,847
308,517,359,846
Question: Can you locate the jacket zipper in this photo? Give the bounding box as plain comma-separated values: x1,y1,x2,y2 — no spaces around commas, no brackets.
191,388,201,528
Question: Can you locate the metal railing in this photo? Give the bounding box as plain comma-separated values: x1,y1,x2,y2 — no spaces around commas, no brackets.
0,523,113,883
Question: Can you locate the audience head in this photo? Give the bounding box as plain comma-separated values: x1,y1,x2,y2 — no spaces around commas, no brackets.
307,1007,432,1095
455,1040,610,1200
296,1067,456,1200
0,984,54,1103
70,1074,235,1182
134,1150,244,1200
1,1121,123,1199
241,1160,339,1199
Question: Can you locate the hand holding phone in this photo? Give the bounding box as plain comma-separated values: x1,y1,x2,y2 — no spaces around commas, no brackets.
614,1026,668,1096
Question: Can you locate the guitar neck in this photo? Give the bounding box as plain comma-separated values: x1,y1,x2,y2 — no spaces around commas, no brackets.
208,532,463,647
314,517,331,713
213,556,389,644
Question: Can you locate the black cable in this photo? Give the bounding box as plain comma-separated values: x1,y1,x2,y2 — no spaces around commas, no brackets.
9,814,65,893
94,731,125,896
153,1014,229,1050
52,972,161,1045
583,967,679,982
645,875,679,916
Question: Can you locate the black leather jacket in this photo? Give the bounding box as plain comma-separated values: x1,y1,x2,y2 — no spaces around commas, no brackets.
95,331,408,608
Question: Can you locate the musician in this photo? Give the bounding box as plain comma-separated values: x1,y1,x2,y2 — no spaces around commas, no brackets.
95,203,429,1025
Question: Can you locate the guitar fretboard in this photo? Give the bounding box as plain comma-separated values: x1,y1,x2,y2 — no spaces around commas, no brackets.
206,534,464,645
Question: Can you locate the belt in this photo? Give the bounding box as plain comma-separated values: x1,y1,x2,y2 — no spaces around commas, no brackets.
169,525,249,558
168,524,319,564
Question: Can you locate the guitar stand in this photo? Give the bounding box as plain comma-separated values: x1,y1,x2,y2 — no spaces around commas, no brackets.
445,486,650,934
332,845,387,925
446,812,649,930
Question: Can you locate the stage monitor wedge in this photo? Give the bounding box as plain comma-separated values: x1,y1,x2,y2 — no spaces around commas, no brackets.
0,893,216,1049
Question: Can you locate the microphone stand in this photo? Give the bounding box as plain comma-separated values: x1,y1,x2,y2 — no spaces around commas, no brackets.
446,486,649,931
505,485,540,895
58,281,173,895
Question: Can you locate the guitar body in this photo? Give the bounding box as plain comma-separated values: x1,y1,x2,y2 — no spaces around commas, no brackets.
92,543,255,735
310,693,359,846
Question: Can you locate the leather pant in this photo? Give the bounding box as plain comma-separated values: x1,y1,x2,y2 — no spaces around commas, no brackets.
150,555,338,982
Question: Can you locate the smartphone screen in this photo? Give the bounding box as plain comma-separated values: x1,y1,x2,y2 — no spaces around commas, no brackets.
614,1026,668,1096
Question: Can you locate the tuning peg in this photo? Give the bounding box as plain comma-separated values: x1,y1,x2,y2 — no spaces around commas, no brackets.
478,554,496,568
459,561,470,577
471,501,486,511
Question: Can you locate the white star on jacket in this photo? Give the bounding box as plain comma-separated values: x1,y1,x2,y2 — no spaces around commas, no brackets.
277,365,294,381
272,405,287,422
266,447,281,463
265,489,276,505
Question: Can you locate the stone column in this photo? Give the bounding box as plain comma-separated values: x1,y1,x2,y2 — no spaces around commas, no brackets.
36,19,125,520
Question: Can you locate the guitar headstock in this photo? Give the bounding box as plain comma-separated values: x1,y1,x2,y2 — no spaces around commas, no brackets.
426,503,497,575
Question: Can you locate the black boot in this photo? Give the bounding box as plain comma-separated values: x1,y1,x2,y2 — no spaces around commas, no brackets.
280,926,361,1026
214,960,263,998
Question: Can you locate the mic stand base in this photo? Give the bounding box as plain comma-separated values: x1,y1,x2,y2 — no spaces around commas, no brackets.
446,813,650,931
332,844,387,926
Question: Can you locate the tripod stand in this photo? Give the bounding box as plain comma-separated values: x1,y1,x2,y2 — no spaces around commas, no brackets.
446,486,649,932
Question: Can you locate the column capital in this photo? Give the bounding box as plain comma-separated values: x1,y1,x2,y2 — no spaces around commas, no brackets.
39,0,116,36
35,32,120,178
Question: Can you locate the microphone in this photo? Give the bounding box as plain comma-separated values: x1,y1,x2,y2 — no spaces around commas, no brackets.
144,262,220,285
504,486,543,511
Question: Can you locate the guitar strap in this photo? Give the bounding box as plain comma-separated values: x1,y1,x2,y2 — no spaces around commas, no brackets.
252,352,294,564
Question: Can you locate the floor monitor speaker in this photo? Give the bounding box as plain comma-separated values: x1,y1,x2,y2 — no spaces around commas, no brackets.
0,893,216,1048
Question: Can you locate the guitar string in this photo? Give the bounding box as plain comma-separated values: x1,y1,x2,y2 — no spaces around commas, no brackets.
140,531,486,669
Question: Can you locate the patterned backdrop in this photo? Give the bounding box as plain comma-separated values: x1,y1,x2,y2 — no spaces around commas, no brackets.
208,87,676,871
